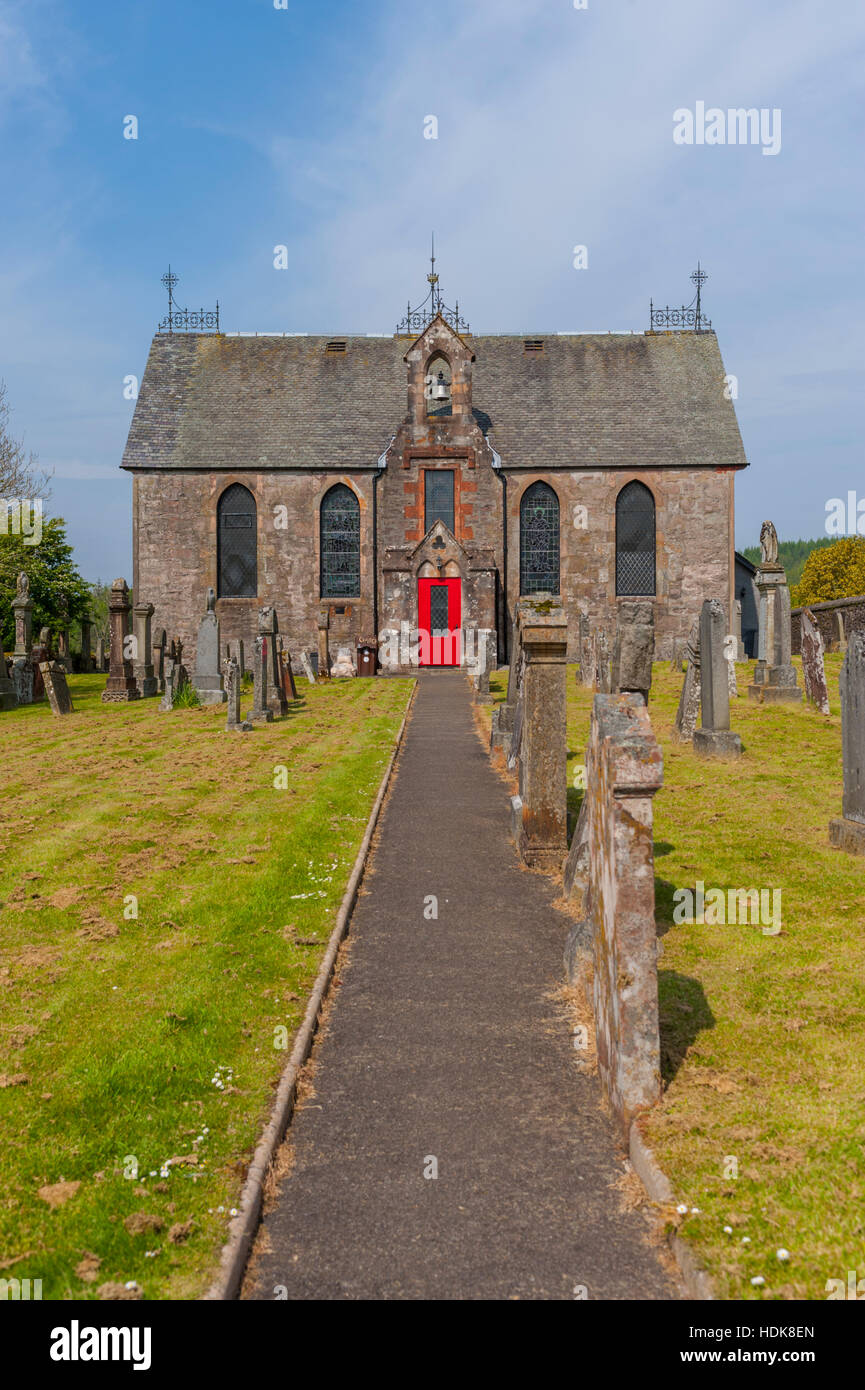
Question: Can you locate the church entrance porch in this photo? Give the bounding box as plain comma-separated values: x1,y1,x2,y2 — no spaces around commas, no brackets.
417,576,461,666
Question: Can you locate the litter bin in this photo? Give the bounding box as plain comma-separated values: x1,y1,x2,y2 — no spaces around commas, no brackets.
356,640,378,677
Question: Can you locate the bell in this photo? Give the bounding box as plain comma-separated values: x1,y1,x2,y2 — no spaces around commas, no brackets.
434,372,450,401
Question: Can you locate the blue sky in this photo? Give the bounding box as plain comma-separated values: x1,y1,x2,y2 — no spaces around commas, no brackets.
1,0,863,581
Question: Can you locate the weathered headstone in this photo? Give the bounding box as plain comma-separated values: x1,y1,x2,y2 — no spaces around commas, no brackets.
0,651,18,711
331,645,355,678
732,599,746,661
190,589,226,704
299,650,316,684
727,649,738,700
829,633,865,854
694,599,742,758
256,608,287,716
249,636,274,724
40,660,74,716
594,627,612,693
316,607,331,681
152,630,167,693
748,520,802,704
491,603,523,757
828,636,865,850
11,574,34,703
673,618,701,740
835,610,847,655
612,601,654,704
562,692,663,1134
31,627,51,700
800,609,830,716
472,629,496,704
508,597,568,869
102,579,140,703
132,602,158,698
276,635,297,701
227,638,245,677
669,642,684,674
578,612,593,688
95,637,107,673
223,657,252,732
57,623,72,674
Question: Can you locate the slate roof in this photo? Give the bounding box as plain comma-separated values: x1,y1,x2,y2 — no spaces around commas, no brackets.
121,330,748,473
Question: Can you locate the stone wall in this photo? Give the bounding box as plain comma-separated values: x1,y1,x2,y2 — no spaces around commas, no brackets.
791,594,865,655
563,693,664,1134
134,469,376,666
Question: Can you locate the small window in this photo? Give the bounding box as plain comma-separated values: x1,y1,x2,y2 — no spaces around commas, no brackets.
424,470,455,534
524,339,544,354
325,340,347,354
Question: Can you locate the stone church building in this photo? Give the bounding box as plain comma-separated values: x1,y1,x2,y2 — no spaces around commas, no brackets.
122,271,747,670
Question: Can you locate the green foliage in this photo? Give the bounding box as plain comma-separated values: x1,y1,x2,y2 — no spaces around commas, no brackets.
741,537,835,590
172,682,201,709
791,536,865,606
0,518,92,654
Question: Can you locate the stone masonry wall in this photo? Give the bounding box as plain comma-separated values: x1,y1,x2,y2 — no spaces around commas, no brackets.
134,470,375,666
791,594,865,655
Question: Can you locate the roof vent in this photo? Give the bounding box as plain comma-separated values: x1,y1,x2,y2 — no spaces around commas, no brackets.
524,339,544,353
325,340,347,354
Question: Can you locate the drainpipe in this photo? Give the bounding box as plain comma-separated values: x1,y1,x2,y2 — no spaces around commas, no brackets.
490,440,507,665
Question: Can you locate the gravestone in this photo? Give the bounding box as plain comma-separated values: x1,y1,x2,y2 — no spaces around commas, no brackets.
491,603,524,758
732,599,746,661
95,637,106,673
257,607,287,716
223,657,252,732
829,633,865,854
727,648,738,700
79,616,94,673
152,630,167,693
192,589,226,705
472,629,496,704
578,612,593,688
228,639,245,677
835,610,847,655
800,609,830,716
132,602,158,698
56,608,72,674
299,650,316,684
31,628,51,700
11,574,34,702
594,627,612,693
508,597,568,869
102,579,140,702
40,660,74,716
828,636,865,850
331,645,355,678
316,607,331,680
159,658,179,711
250,636,274,724
669,642,684,674
673,618,701,741
694,599,742,758
748,520,802,704
612,601,654,704
0,651,18,711
276,635,297,701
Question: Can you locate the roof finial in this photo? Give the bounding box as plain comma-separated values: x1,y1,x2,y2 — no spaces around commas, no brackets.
428,232,438,287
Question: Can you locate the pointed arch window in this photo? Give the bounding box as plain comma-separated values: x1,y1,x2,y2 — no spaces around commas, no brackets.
616,481,656,596
520,481,560,595
217,484,257,598
320,484,361,598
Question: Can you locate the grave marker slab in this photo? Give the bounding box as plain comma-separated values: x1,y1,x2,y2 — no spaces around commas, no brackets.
694,599,742,758
829,633,865,854
223,657,252,732
800,608,830,716
192,589,227,704
40,660,74,716
250,636,274,724
132,602,158,697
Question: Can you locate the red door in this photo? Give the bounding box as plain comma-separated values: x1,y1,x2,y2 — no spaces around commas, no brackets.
418,577,461,667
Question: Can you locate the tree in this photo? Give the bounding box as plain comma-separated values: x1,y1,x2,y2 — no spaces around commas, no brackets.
792,537,865,607
0,518,92,654
0,380,51,499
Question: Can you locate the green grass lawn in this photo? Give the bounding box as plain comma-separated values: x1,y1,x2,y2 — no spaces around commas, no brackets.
0,673,412,1300
489,654,864,1299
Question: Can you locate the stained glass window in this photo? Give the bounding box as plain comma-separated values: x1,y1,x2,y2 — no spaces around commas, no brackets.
520,482,560,595
424,470,455,534
320,484,361,598
616,481,656,596
217,483,257,598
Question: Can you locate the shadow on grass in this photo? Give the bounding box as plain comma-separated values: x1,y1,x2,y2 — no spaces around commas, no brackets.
658,969,716,1087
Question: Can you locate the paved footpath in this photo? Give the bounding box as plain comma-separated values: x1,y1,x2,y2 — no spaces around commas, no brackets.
245,671,678,1301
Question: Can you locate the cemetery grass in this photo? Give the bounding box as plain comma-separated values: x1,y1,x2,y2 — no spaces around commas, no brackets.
490,656,864,1300
0,673,413,1300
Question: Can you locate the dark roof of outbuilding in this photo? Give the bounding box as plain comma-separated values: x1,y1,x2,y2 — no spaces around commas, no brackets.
121,330,748,473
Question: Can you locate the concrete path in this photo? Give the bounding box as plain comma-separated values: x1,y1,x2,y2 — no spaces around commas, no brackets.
245,671,677,1301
